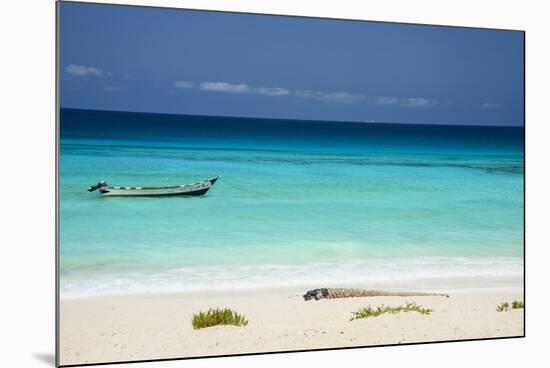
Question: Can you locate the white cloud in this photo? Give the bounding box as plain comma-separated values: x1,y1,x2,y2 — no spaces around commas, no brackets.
196,80,439,108
376,96,437,107
404,97,434,107
66,64,104,77
481,102,502,109
375,96,400,105
173,80,195,89
199,83,366,103
294,90,366,104
256,87,290,96
199,82,291,96
314,92,367,104
200,82,251,93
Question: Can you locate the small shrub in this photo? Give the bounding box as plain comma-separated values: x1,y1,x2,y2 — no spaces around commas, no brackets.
497,300,524,312
511,300,524,309
350,302,433,321
496,302,510,312
192,308,248,329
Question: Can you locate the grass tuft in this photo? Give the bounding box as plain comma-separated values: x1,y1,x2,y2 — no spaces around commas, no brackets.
496,302,510,312
511,300,524,309
192,308,249,329
350,301,433,321
497,300,524,312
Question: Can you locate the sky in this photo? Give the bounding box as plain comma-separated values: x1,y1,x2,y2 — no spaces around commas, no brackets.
59,2,524,126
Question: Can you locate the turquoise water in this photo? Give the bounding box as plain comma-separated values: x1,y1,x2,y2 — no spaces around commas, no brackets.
59,109,524,296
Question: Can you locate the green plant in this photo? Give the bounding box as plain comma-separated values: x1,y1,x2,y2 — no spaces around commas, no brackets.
192,308,249,329
350,301,433,321
496,302,510,312
511,300,524,309
497,300,524,312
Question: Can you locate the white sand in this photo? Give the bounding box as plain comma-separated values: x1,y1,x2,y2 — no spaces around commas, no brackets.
59,288,524,366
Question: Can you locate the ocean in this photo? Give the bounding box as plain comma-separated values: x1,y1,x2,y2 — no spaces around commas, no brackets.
59,108,524,297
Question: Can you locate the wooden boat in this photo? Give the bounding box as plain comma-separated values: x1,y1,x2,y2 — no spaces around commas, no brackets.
88,176,220,197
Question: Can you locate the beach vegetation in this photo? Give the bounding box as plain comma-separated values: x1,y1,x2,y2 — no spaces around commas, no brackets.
350,302,433,320
496,302,510,312
497,302,510,312
511,300,524,309
192,308,249,329
497,300,524,312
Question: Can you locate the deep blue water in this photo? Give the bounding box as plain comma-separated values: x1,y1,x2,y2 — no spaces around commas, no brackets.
59,108,524,297
60,108,523,154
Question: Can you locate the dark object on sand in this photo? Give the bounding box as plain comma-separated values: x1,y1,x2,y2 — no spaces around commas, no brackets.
303,288,450,301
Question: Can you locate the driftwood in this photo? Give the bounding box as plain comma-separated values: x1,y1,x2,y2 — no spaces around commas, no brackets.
303,288,449,301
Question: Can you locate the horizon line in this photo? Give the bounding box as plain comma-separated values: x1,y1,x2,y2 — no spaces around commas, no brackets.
59,106,524,128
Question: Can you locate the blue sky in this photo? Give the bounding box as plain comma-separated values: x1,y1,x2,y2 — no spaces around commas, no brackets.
59,2,524,126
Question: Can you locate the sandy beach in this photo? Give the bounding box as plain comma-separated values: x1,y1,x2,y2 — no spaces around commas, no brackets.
59,288,524,366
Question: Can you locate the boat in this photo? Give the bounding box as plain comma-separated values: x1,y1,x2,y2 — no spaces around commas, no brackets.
87,176,220,197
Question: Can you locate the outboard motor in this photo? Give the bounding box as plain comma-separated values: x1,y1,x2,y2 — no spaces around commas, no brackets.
88,180,108,192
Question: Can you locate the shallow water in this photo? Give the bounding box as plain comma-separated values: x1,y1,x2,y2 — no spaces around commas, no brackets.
59,109,524,296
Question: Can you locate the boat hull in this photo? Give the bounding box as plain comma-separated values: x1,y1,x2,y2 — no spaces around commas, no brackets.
97,177,218,197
